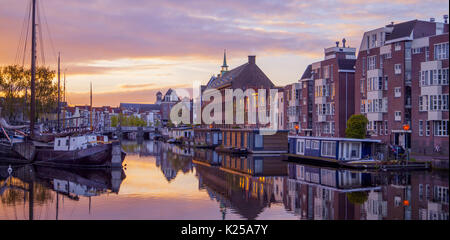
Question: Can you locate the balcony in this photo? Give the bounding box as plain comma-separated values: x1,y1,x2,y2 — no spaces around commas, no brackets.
318,115,326,122
367,90,383,100
428,111,442,121
317,97,328,105
421,85,442,96
367,112,383,121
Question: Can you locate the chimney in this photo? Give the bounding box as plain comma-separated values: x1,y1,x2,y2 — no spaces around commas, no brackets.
342,38,346,48
430,17,435,22
248,55,256,64
444,15,448,24
336,41,339,47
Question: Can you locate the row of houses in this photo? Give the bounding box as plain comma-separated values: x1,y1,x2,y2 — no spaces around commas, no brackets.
281,17,449,156
172,16,448,161
58,88,181,131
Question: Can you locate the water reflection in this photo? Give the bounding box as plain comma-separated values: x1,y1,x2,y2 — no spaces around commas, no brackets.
0,140,448,220
0,164,125,220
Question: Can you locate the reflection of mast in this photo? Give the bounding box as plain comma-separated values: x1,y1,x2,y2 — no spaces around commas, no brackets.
56,192,59,220
89,196,91,214
220,203,226,220
29,181,34,220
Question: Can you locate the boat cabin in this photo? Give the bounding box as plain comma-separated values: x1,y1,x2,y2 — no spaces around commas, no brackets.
54,135,108,151
193,128,222,147
169,127,194,141
221,129,289,154
288,136,382,161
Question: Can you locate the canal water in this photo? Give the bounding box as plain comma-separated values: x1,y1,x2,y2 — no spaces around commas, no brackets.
0,140,448,220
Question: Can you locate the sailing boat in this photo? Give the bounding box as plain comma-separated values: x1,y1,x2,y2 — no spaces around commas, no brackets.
3,0,126,167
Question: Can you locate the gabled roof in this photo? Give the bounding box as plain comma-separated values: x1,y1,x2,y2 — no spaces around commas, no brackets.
300,64,312,80
386,20,417,41
206,57,275,90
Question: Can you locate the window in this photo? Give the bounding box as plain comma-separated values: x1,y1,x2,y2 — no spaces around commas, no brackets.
384,76,388,90
385,121,388,135
394,64,402,74
395,111,401,121
419,96,428,111
426,121,431,136
368,55,377,70
394,87,401,98
434,120,449,136
419,120,424,136
371,34,377,48
395,42,401,51
339,142,361,160
419,184,424,201
321,141,336,157
412,47,422,54
362,57,366,75
384,52,392,59
361,100,366,113
360,78,366,95
434,42,449,60
311,141,320,150
429,94,449,111
425,47,430,61
380,55,383,69
297,140,305,154
305,140,311,148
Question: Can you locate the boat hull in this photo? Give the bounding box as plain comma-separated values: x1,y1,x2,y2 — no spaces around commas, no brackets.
34,143,126,168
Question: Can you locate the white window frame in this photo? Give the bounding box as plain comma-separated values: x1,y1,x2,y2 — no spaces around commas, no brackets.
394,64,402,74
297,139,305,155
321,141,336,158
419,120,423,136
395,111,401,121
394,87,401,98
434,42,449,60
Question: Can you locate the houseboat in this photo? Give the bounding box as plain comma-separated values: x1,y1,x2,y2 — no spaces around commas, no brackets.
33,134,126,168
193,128,222,148
168,126,194,145
218,129,289,154
288,136,382,163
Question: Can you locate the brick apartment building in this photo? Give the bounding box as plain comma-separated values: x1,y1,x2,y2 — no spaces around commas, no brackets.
354,18,449,155
289,40,356,137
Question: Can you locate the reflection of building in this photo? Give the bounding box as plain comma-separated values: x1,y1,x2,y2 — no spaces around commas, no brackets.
193,149,288,219
155,142,194,182
285,161,449,220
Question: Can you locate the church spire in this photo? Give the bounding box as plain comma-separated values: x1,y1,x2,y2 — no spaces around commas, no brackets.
221,49,228,74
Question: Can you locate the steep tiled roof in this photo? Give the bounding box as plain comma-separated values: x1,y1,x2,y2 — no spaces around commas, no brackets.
386,20,417,41
300,64,312,80
206,57,275,90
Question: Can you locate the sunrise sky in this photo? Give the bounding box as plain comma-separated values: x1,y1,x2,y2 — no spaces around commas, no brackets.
1,0,448,107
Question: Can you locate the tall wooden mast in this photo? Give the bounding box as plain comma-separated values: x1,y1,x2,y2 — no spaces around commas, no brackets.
57,52,61,131
90,81,93,131
30,0,37,137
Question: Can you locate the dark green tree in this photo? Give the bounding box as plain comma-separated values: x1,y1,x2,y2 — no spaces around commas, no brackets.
345,114,369,139
347,191,369,205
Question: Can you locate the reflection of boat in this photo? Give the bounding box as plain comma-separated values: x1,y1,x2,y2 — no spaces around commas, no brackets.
34,165,126,196
0,164,126,220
